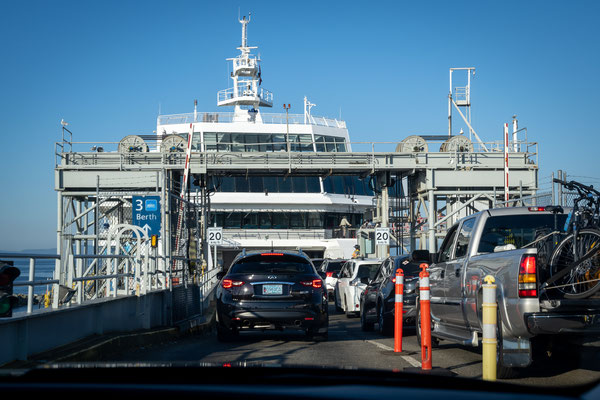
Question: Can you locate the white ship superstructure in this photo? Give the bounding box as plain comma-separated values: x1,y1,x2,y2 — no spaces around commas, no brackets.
156,15,375,266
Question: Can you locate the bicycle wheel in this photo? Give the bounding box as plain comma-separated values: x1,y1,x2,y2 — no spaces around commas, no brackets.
548,229,600,299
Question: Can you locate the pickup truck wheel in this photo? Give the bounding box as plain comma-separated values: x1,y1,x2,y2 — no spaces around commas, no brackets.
416,300,439,348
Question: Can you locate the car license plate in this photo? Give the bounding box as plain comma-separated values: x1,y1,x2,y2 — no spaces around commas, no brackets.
262,284,283,295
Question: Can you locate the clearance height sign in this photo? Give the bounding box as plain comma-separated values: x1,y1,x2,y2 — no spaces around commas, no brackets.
132,196,161,237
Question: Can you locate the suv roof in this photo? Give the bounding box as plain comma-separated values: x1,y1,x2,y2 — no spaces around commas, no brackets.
232,249,311,264
349,258,382,264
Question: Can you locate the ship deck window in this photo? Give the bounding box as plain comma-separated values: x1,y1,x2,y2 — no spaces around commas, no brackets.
291,176,306,193
211,211,364,230
263,176,278,193
272,213,289,229
315,135,347,152
306,177,321,193
279,177,292,192
202,133,318,152
322,176,373,195
248,176,264,192
235,177,249,192
199,175,370,195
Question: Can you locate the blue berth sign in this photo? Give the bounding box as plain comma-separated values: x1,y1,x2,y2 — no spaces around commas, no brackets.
132,196,161,237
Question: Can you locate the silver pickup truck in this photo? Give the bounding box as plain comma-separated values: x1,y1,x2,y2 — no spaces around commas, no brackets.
419,206,600,378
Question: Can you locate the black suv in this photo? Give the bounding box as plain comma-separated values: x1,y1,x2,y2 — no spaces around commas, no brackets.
215,250,329,341
359,252,428,335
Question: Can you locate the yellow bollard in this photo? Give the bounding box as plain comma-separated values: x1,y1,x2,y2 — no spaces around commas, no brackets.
482,275,497,381
44,290,51,308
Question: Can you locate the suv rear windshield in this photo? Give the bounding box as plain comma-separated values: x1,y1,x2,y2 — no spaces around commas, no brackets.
230,254,313,274
356,264,380,280
324,261,344,273
478,214,569,253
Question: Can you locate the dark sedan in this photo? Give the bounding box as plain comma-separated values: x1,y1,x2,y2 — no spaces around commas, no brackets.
359,252,428,335
215,250,329,341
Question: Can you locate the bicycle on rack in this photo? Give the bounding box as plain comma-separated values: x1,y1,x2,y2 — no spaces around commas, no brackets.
540,179,600,299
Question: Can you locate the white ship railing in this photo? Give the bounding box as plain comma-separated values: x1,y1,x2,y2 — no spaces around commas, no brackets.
217,85,273,104
157,112,347,129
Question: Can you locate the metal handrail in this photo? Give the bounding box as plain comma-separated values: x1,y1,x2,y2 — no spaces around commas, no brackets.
0,252,219,315
56,139,538,157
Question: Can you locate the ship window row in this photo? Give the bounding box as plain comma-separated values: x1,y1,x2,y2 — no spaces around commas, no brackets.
205,176,321,193
191,133,346,152
322,176,374,196
213,212,364,230
197,175,375,195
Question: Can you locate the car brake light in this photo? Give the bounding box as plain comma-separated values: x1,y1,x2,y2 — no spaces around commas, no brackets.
518,255,537,297
261,252,284,256
528,207,546,212
222,279,244,289
326,272,334,278
301,279,323,288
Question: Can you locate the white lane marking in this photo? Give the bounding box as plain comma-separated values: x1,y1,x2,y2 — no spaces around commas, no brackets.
365,340,421,368
366,340,393,351
401,355,421,368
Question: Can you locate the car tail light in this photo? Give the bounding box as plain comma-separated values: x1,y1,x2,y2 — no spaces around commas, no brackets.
301,279,323,288
528,207,546,212
326,272,334,278
518,255,537,297
222,279,244,289
261,252,283,256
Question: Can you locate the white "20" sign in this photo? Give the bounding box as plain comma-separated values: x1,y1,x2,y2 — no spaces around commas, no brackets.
375,227,390,245
207,227,223,245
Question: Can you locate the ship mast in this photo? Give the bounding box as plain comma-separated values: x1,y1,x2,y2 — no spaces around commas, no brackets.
217,14,273,122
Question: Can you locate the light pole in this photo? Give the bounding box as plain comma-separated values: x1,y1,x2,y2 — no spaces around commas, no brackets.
283,104,291,152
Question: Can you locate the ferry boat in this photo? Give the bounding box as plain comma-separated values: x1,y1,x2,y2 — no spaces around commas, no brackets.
155,15,377,268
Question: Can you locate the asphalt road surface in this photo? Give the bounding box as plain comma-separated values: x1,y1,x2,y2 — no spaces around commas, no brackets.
112,302,600,388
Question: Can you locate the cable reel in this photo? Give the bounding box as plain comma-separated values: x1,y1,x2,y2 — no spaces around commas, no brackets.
395,135,428,153
160,134,187,153
440,135,473,153
118,135,149,153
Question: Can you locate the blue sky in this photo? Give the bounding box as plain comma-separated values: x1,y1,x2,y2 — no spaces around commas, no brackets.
1,0,599,250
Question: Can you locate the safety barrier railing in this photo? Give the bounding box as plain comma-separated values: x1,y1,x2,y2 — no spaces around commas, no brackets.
0,253,59,314
494,191,553,208
217,85,273,104
57,139,539,159
0,252,220,316
156,111,346,128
